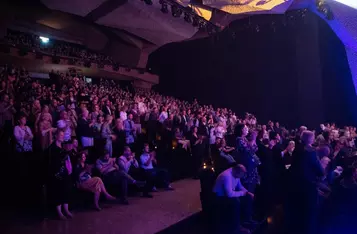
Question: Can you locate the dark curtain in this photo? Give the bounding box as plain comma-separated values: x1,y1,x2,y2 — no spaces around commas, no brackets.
148,10,357,128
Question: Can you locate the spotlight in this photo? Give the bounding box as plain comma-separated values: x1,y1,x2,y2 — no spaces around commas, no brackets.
143,0,153,5
184,12,192,23
39,36,49,44
161,2,169,13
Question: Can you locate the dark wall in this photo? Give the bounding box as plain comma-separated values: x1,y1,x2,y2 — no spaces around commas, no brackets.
148,10,357,128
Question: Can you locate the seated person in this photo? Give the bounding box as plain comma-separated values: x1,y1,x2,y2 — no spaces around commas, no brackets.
117,146,153,198
140,144,174,191
95,151,145,204
174,128,190,150
212,164,253,234
211,137,236,175
76,152,116,210
219,138,236,164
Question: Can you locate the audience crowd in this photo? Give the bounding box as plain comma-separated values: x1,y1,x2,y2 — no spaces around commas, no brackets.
1,59,357,233
3,30,115,66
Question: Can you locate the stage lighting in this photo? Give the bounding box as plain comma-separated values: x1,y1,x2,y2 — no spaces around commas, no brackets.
333,0,357,9
39,36,49,44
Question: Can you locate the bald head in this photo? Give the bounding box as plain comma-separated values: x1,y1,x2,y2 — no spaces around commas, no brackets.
232,164,247,178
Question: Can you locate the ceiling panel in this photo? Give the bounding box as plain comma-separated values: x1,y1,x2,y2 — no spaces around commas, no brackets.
41,0,108,16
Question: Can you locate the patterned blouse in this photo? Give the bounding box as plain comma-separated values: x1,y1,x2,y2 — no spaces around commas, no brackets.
236,137,261,185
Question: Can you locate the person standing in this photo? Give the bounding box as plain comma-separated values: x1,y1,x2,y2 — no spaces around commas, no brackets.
47,130,73,220
286,130,324,234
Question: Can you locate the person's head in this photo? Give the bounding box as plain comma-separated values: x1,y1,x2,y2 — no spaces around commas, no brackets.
320,156,331,170
322,130,332,142
41,112,52,122
52,99,58,107
105,114,113,124
301,130,315,146
97,114,104,123
143,143,150,153
287,141,295,153
269,132,280,146
231,164,247,179
201,116,207,124
42,105,49,113
60,110,68,120
128,113,133,120
2,94,9,102
235,124,249,137
102,151,110,161
94,104,100,112
56,130,65,143
192,126,198,134
63,141,73,151
215,137,222,146
18,115,27,126
299,126,308,134
344,130,351,138
72,139,78,149
33,99,41,108
123,146,132,157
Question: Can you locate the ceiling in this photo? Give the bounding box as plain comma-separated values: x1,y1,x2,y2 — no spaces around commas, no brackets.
41,0,199,46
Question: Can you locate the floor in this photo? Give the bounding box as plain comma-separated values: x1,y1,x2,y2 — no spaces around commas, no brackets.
4,179,202,234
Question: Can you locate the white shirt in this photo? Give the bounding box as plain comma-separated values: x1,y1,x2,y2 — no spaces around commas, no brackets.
14,126,33,152
57,119,71,141
140,153,154,170
138,102,146,115
212,168,247,197
158,111,168,123
215,126,226,139
120,111,127,121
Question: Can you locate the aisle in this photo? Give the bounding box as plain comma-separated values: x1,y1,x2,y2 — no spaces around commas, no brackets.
5,179,201,234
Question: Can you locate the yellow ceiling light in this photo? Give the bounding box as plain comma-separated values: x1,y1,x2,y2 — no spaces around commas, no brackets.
188,4,213,21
